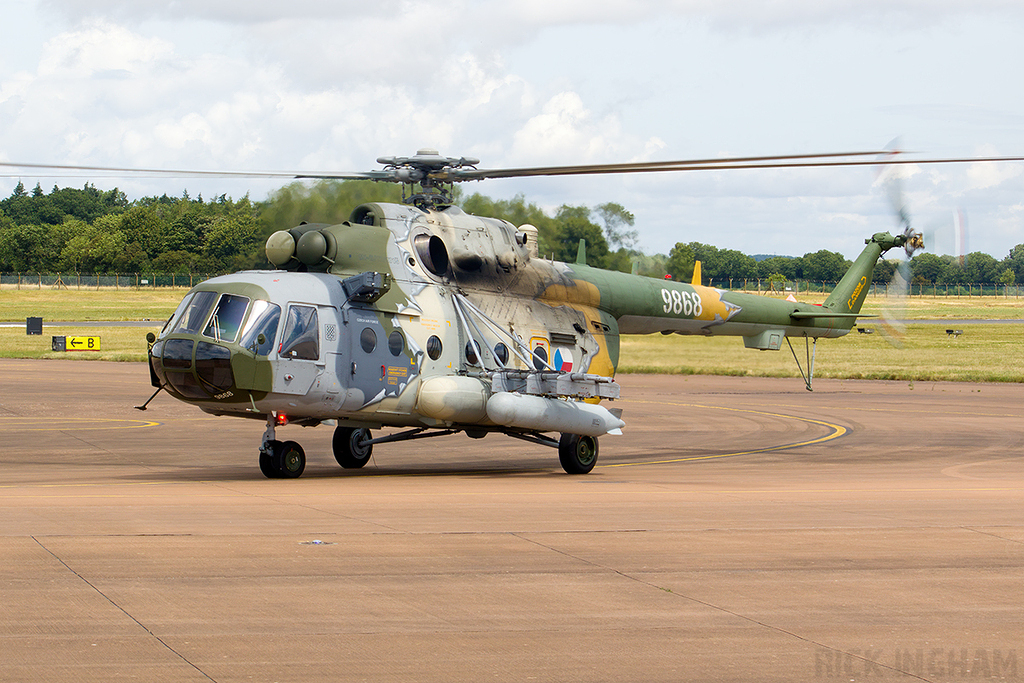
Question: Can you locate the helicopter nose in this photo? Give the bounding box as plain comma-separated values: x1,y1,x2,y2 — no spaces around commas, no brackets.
150,337,236,400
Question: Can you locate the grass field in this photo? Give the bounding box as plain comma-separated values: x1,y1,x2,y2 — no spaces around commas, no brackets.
0,288,189,322
619,324,1024,383
1,288,1021,381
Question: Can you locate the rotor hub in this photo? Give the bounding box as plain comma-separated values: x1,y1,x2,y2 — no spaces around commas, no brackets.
904,230,925,257
375,149,481,209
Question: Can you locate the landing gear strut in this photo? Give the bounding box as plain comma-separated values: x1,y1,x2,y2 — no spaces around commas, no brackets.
787,335,818,392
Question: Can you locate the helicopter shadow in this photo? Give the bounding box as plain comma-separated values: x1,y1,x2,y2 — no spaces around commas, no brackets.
113,461,559,484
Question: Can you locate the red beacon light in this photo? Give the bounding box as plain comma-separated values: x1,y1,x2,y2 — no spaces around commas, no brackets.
275,413,288,426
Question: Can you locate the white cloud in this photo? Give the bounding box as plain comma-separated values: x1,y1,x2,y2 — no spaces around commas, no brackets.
2,1,1023,261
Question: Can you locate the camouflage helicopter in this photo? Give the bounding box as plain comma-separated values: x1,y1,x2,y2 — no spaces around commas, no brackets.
7,148,1016,477
130,148,946,478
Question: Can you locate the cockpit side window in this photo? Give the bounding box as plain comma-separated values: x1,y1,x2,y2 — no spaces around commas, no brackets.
239,300,281,356
279,305,319,361
173,290,218,335
203,293,250,343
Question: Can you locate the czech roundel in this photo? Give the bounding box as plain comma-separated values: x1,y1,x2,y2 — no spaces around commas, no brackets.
553,348,573,372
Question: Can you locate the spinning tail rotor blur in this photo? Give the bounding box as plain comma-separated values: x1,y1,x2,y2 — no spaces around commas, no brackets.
875,147,968,347
876,150,924,347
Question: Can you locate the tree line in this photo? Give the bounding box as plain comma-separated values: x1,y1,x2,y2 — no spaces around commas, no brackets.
1,180,1021,286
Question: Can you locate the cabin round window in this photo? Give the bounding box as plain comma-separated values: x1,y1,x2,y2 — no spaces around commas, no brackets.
388,330,404,356
465,341,480,365
532,345,548,370
426,335,442,360
493,342,509,366
360,327,377,354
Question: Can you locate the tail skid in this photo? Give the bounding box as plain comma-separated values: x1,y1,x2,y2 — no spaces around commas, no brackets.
793,231,904,390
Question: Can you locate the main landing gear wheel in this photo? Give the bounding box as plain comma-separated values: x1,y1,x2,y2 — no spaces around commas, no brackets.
558,433,599,474
259,439,306,479
333,427,373,469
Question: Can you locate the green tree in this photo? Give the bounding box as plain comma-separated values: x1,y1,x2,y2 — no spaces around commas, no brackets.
112,241,151,273
801,249,849,282
767,272,788,292
56,218,127,273
937,256,966,285
665,242,695,281
633,251,668,279
1,187,64,225
201,206,261,272
757,256,798,281
0,223,53,271
1004,244,1024,282
686,242,757,283
594,202,637,250
48,184,128,222
152,250,198,274
871,258,897,284
910,252,946,284
551,205,609,267
963,252,1000,283
55,219,94,272
687,242,722,281
718,248,758,282
118,206,165,261
162,211,207,253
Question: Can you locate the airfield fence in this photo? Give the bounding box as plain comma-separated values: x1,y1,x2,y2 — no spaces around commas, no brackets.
1,272,1022,297
0,273,218,289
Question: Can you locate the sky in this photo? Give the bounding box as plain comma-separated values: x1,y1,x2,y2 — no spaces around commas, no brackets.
2,0,1024,260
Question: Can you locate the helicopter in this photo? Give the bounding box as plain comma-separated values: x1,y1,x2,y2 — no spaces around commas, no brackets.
5,148,1019,477
128,148,942,479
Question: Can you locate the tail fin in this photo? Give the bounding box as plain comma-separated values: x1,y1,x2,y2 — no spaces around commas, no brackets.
824,232,903,315
691,260,702,286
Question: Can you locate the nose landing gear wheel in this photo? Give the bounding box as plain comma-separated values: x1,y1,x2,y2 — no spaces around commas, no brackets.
259,439,306,479
558,433,598,474
333,426,373,469
278,440,306,478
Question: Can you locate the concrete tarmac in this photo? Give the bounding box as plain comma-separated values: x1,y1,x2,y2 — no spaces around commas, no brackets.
1,359,1022,682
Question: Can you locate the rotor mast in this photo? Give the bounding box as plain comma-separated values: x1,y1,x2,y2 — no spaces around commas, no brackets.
375,148,480,210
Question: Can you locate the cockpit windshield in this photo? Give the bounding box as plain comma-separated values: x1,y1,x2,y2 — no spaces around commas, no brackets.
203,293,250,343
161,293,195,338
173,290,218,335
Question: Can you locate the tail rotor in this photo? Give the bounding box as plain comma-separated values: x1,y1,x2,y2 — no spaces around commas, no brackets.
874,145,967,347
876,156,925,346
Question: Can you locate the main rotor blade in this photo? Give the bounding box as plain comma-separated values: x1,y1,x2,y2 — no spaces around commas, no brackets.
454,151,891,179
456,153,1024,180
4,151,1024,182
0,161,387,181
